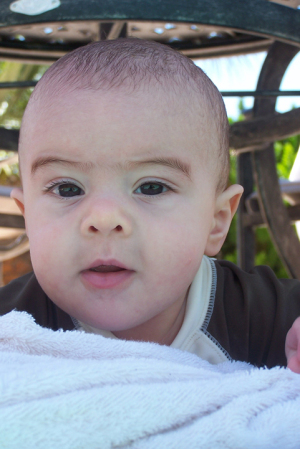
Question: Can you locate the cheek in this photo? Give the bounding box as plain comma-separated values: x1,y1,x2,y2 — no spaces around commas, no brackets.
25,210,71,275
27,221,73,298
142,214,207,281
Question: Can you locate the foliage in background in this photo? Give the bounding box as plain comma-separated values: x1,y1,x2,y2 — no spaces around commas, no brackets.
221,103,300,278
0,61,47,187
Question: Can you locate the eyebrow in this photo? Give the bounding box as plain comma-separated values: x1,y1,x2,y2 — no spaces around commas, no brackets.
31,157,94,175
127,157,191,179
31,155,191,179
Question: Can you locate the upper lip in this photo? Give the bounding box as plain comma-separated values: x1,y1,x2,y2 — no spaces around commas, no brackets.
86,259,130,271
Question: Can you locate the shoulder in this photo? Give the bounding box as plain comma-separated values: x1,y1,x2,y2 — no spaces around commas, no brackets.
0,271,40,311
209,259,300,367
0,272,74,331
213,259,300,326
214,259,300,298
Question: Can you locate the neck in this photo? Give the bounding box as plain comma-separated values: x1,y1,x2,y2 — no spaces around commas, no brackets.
113,294,188,345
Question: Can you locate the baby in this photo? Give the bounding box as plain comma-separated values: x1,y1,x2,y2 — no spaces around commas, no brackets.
1,38,300,371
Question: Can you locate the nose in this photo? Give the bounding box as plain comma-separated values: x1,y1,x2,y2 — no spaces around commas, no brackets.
80,197,133,238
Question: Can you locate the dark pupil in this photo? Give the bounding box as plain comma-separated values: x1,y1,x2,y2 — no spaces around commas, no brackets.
58,184,81,197
141,183,163,195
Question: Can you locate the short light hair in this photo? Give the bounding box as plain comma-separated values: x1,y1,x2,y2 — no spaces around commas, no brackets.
22,38,229,191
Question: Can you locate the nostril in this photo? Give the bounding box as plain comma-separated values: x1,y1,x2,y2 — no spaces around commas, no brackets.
116,225,122,232
90,226,98,233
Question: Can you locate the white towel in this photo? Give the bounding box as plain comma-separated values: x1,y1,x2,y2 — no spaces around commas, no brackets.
1,311,300,449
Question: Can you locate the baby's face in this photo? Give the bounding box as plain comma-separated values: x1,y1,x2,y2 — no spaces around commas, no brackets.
15,85,221,335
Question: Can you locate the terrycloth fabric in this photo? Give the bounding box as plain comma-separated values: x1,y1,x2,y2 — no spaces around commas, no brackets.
1,311,300,449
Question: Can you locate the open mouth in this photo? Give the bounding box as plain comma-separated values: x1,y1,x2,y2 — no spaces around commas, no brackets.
89,265,126,273
82,261,133,289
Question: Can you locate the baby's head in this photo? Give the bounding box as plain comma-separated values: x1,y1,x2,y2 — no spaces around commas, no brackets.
12,39,243,342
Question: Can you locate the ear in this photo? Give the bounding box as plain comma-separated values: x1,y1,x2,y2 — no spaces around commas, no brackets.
205,184,243,257
10,187,25,216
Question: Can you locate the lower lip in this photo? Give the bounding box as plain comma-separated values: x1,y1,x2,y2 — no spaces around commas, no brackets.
81,269,134,289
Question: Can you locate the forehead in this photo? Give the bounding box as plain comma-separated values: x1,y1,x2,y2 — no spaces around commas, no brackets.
20,84,218,173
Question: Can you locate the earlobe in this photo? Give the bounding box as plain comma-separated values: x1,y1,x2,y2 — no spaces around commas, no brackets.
205,184,244,257
10,187,25,216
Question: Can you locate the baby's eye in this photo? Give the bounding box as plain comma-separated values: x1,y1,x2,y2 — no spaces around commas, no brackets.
56,183,84,197
135,182,169,196
45,181,84,198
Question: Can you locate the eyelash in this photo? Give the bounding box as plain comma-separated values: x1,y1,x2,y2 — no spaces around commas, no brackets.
43,179,84,199
134,181,174,197
43,179,175,199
